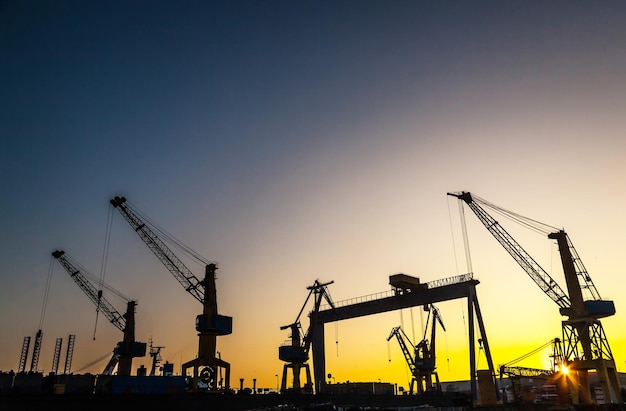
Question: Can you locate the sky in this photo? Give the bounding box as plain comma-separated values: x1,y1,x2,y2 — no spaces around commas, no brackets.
1,0,626,391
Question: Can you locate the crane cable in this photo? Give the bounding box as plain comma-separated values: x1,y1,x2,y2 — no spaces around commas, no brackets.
100,206,114,292
472,194,559,236
335,322,339,357
448,196,468,337
458,200,473,274
126,200,213,266
39,255,55,330
411,307,417,347
501,338,556,368
94,206,115,340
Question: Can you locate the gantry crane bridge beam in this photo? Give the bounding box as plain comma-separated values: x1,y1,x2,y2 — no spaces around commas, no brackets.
316,277,477,322
312,275,497,401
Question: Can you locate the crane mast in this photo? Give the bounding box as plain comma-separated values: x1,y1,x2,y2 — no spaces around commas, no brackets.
29,330,43,373
110,196,232,392
52,250,146,376
448,191,621,404
18,336,31,373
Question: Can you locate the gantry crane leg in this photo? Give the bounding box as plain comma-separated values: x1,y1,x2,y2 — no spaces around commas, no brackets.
281,363,301,393
280,363,312,394
281,365,289,393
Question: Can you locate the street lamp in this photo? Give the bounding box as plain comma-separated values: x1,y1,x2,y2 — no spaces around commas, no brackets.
275,374,278,393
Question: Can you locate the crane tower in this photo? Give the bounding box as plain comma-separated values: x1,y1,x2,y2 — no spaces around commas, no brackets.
110,196,232,392
448,191,621,404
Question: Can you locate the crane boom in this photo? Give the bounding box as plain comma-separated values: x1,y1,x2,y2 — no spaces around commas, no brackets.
52,250,125,331
447,191,571,310
387,326,416,375
110,196,204,303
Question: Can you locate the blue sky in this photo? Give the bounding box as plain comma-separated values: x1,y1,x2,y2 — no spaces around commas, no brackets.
2,1,626,389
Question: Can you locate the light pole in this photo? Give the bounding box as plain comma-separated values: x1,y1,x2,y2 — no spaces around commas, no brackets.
275,374,278,393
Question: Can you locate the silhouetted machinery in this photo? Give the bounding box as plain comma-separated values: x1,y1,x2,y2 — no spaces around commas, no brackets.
148,338,165,376
279,280,334,394
387,304,446,394
52,250,146,376
448,191,622,404
498,338,564,404
110,196,232,392
18,331,43,374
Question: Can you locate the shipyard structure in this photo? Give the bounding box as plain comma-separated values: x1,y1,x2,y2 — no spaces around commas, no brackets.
2,192,625,410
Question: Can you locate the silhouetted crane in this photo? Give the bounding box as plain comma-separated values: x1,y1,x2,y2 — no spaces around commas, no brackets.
279,280,334,394
449,191,621,404
52,250,146,376
110,196,232,391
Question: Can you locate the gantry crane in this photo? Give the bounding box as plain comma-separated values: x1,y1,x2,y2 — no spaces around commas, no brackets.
51,250,146,376
387,304,446,394
110,196,232,392
279,280,334,394
448,191,621,404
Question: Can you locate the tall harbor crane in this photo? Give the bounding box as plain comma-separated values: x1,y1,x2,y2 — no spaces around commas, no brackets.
279,280,334,394
110,196,232,392
448,191,621,404
51,250,146,376
387,304,446,394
